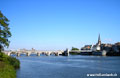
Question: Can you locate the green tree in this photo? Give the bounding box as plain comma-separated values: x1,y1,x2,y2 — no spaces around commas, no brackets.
0,11,11,52
71,47,79,50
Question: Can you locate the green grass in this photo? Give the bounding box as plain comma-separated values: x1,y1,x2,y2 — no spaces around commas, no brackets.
0,52,20,78
0,62,16,78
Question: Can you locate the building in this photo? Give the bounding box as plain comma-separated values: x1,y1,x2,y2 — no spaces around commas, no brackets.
92,34,101,51
80,34,120,56
115,42,120,52
81,45,92,50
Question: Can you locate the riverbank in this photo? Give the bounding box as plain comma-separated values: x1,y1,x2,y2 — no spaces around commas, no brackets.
0,52,20,78
70,50,120,56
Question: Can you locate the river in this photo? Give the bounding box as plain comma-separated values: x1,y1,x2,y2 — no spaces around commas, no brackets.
15,54,120,78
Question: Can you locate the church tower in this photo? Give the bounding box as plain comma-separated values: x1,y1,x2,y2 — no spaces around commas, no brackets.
96,34,101,51
98,34,101,46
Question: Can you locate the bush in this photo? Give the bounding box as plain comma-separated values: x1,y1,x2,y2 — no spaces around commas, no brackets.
0,52,20,78
71,47,79,50
0,62,16,78
7,56,20,69
0,52,20,69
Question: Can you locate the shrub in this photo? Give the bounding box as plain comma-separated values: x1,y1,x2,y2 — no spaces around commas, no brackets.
71,47,79,50
0,52,20,78
0,52,20,69
0,62,16,78
7,56,20,69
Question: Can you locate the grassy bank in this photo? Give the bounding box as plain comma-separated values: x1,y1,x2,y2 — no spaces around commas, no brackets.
0,52,20,78
70,52,80,55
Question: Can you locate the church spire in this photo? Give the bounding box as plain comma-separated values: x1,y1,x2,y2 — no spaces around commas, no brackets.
98,34,101,45
98,34,100,42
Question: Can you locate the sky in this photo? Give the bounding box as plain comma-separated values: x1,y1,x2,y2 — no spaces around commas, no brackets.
1,0,120,50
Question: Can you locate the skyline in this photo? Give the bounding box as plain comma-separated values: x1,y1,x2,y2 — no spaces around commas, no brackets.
1,0,120,50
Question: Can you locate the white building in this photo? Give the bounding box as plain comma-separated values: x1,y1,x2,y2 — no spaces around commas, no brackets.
92,34,101,51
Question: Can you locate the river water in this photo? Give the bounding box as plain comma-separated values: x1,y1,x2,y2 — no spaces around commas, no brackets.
15,54,120,78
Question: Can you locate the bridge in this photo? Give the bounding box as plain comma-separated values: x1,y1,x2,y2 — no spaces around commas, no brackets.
3,49,70,56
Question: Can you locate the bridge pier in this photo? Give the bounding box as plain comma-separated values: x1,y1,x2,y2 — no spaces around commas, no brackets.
37,52,41,56
26,52,31,56
64,48,69,56
46,52,50,56
55,52,59,56
17,53,20,57
7,52,11,56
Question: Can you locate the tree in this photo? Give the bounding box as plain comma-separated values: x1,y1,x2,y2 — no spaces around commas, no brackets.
0,11,11,52
71,47,79,51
